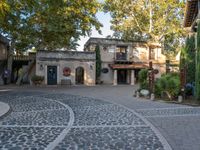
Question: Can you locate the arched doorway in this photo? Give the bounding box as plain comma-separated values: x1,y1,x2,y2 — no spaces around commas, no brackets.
117,69,127,84
75,67,84,84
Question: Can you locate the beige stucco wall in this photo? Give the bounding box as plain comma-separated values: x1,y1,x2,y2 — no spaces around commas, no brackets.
85,38,166,64
84,38,166,84
100,62,113,84
133,47,149,62
153,63,166,79
36,51,96,86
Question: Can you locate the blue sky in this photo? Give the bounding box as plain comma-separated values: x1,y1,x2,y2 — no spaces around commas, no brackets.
77,12,113,51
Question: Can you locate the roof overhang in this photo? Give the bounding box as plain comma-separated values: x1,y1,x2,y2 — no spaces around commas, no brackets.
184,0,198,27
0,35,9,45
109,63,149,69
148,42,161,48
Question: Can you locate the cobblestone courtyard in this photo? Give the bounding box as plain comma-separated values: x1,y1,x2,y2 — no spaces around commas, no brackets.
0,85,200,149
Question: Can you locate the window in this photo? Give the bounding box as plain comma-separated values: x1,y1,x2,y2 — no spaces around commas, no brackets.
149,48,155,60
101,68,109,73
116,46,127,60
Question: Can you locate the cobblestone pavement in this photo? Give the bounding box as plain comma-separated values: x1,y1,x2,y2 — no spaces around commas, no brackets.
1,85,200,150
39,85,200,150
0,91,171,150
135,107,200,150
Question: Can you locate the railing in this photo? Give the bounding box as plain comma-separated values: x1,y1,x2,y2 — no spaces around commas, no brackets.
115,53,127,61
13,53,36,61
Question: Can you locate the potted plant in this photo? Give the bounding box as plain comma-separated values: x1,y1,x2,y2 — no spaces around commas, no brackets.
31,75,44,85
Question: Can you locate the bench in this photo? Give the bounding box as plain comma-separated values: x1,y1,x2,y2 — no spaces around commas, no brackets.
61,79,71,85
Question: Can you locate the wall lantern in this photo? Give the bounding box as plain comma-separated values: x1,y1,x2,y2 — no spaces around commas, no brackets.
90,65,93,70
40,64,44,70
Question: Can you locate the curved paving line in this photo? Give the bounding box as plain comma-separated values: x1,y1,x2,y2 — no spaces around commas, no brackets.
49,93,172,150
0,101,12,120
0,92,172,149
45,99,75,150
100,98,172,150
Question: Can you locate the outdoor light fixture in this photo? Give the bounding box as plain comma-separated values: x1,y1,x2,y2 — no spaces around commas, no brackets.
40,64,44,70
90,65,93,70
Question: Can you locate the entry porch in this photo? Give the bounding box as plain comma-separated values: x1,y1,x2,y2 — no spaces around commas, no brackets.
109,63,149,85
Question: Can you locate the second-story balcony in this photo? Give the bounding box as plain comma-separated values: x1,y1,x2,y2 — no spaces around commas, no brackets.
115,46,128,61
116,52,127,61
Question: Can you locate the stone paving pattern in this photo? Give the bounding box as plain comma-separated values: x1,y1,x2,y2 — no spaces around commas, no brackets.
72,104,145,126
55,127,163,150
53,85,200,150
0,91,168,149
1,109,70,126
1,86,200,149
0,127,64,149
136,107,200,117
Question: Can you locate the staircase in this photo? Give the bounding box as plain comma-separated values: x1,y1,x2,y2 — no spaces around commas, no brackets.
16,59,35,85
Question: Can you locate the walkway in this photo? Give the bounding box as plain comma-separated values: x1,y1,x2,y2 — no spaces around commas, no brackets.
0,90,170,149
0,101,10,118
0,85,200,149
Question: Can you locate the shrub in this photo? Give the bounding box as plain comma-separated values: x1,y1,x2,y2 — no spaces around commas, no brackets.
167,77,180,98
154,73,180,100
31,75,44,82
154,79,164,97
138,69,148,89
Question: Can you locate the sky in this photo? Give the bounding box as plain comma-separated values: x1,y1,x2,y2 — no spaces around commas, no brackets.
77,12,113,51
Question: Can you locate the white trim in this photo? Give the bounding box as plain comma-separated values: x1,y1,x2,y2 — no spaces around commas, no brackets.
45,65,47,84
45,99,74,150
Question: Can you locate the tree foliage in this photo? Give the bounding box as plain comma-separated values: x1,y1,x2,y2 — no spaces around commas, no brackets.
180,36,195,83
138,69,148,89
104,0,185,55
95,44,101,82
0,0,9,19
0,0,102,51
195,22,200,101
154,73,180,100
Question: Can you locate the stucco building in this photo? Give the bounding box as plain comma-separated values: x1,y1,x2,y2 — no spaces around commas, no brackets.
35,38,166,86
84,38,166,85
36,50,96,86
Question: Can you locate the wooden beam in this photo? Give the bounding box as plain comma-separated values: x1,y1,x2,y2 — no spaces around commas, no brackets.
184,0,198,27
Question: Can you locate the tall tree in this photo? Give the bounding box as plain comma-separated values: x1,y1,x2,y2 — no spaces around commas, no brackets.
0,0,9,18
195,22,200,101
104,0,185,56
181,36,195,83
95,44,101,83
0,0,102,51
